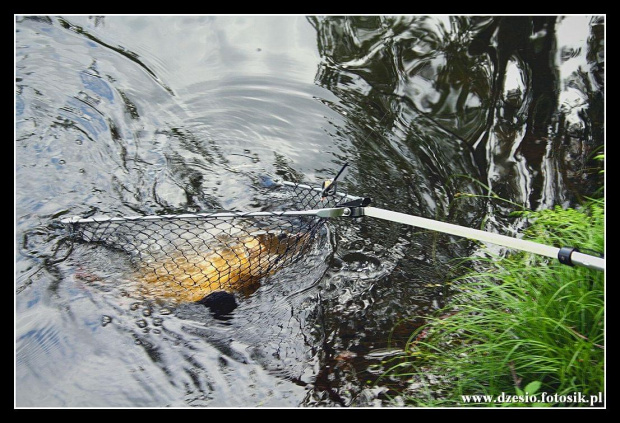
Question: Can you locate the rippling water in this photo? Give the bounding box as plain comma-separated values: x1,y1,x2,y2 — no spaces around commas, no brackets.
15,15,604,407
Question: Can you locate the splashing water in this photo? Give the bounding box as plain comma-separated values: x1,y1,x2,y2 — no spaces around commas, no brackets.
16,15,603,406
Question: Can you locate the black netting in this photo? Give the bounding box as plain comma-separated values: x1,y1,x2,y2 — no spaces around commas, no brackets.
64,182,354,303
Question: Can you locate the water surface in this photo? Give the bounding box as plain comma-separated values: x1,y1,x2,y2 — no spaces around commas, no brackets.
15,15,604,407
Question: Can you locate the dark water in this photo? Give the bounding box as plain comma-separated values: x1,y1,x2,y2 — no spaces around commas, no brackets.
15,16,604,407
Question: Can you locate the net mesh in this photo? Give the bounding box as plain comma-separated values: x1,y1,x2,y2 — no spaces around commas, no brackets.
64,182,352,303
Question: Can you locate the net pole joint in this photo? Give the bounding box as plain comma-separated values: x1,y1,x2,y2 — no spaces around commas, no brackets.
558,246,578,266
337,197,371,218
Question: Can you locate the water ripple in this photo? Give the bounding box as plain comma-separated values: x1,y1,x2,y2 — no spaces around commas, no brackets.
15,15,604,407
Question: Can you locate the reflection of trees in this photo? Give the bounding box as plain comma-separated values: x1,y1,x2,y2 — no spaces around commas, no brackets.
306,16,604,406
310,16,485,226
469,16,562,208
310,15,604,212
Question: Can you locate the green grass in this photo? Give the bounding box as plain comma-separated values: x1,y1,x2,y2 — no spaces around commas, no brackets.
380,197,604,407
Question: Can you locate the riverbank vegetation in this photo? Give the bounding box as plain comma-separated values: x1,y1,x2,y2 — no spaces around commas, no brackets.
382,196,604,407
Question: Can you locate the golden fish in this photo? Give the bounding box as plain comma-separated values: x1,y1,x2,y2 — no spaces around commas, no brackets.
134,231,307,303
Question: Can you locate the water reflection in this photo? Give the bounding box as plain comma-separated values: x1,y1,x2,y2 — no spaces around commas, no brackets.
310,15,604,214
307,15,604,405
16,15,328,407
15,15,603,407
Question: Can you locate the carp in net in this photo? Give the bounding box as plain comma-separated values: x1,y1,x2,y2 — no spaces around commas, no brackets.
61,180,358,305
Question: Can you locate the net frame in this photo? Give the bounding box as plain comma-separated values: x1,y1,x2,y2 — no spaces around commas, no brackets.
62,181,359,302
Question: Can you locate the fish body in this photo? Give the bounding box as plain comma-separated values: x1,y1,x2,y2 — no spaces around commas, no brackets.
136,231,307,303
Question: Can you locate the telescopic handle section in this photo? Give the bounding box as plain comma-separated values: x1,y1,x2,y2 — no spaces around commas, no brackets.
60,208,347,225
570,251,606,271
362,207,605,272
